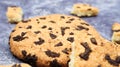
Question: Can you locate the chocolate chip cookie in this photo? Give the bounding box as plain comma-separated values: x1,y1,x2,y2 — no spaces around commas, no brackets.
10,14,120,67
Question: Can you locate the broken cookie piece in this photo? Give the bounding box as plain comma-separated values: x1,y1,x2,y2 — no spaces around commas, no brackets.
71,3,99,17
112,22,120,44
6,6,23,24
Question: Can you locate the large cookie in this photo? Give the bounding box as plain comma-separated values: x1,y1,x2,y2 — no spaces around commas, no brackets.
9,14,120,67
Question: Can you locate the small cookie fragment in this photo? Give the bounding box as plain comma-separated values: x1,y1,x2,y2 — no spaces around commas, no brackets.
0,63,31,67
6,6,23,23
111,22,120,44
112,22,120,32
71,3,99,17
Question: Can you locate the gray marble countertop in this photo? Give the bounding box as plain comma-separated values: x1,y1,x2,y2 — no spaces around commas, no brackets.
0,0,120,65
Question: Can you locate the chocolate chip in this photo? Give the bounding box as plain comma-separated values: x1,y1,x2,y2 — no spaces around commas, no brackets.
105,54,119,66
12,30,15,32
49,33,57,39
19,26,22,28
67,37,74,43
66,21,71,23
26,25,32,29
87,33,92,35
87,8,92,11
69,48,72,51
49,21,56,23
21,32,26,36
41,25,47,29
116,56,120,63
50,59,62,67
48,27,52,30
115,40,120,44
79,42,92,60
69,18,75,21
45,49,60,58
113,30,120,32
39,17,46,20
61,16,65,19
81,23,89,26
90,38,97,45
34,31,40,34
67,59,70,67
28,19,31,22
76,26,89,31
13,34,28,42
12,35,24,41
61,27,70,36
37,21,40,24
34,37,45,45
66,18,75,23
62,48,69,54
22,50,27,57
69,32,74,35
23,54,37,67
54,42,63,47
36,19,39,21
13,35,21,41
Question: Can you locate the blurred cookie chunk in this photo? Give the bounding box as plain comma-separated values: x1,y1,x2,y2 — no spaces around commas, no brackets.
6,6,23,24
71,3,99,17
112,22,120,44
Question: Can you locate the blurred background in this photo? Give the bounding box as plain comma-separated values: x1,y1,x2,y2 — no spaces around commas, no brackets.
0,0,120,65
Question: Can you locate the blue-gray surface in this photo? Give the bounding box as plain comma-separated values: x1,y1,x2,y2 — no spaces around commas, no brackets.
0,0,120,65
